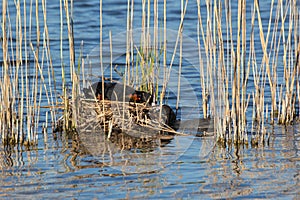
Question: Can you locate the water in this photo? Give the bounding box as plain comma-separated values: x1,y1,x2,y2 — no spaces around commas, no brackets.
1,0,300,199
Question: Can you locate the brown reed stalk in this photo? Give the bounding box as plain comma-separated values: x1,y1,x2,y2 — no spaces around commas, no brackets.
109,31,113,81
223,0,231,141
42,0,57,130
64,0,78,129
240,0,247,143
122,0,131,130
20,1,25,141
206,0,216,134
201,1,218,139
137,0,145,89
214,1,223,142
29,41,52,141
64,0,74,79
197,0,209,119
99,0,106,132
255,0,276,124
130,0,134,84
14,0,21,142
27,0,40,143
296,2,300,120
1,0,9,142
231,0,242,142
25,0,32,142
227,0,235,144
198,0,217,134
268,0,279,124
9,1,18,143
148,0,155,101
158,0,167,122
59,0,69,132
176,0,184,111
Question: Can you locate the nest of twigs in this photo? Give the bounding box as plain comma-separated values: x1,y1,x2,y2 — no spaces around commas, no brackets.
57,97,178,150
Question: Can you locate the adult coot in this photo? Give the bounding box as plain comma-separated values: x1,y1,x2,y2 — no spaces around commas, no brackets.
83,82,153,105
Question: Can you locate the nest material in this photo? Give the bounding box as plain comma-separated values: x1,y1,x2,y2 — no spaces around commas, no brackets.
61,97,177,149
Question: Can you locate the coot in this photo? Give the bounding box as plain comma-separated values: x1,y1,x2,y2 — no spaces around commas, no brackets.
148,104,177,128
83,82,153,105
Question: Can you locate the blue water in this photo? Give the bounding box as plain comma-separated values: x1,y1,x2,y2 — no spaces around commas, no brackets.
0,0,300,199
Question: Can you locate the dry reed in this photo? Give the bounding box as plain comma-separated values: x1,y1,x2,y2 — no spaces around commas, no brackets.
1,0,300,150
1,0,58,146
196,0,299,146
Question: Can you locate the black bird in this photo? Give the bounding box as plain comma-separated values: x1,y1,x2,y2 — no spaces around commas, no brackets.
147,104,177,128
83,82,153,105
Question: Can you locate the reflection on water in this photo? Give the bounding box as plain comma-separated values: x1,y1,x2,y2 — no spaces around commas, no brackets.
0,124,299,198
0,0,300,199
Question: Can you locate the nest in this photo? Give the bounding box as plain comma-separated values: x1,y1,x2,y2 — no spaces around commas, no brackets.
58,97,177,150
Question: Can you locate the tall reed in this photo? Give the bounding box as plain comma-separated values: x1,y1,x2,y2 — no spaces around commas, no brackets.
3,0,299,150
196,0,299,146
1,0,57,146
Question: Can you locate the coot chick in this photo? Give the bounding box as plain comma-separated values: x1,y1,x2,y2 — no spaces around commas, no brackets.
83,82,153,105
